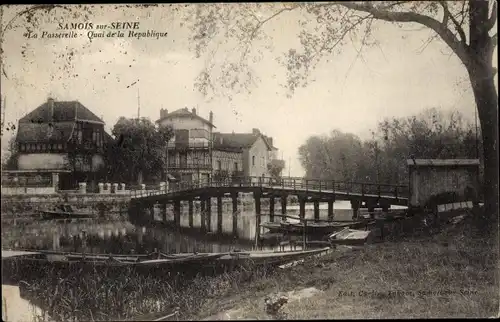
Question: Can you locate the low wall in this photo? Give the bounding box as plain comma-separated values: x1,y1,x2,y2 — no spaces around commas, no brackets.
1,193,132,221
1,187,56,195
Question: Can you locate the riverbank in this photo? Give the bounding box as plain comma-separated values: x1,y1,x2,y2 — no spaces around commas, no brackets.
8,208,497,321
189,210,498,320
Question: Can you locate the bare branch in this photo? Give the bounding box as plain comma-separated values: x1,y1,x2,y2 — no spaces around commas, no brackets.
486,0,497,31
240,5,298,59
439,1,467,44
338,1,469,65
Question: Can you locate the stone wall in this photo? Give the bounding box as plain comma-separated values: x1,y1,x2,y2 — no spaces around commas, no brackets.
1,193,131,221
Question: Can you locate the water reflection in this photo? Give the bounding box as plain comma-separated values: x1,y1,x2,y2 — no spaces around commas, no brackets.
2,221,253,255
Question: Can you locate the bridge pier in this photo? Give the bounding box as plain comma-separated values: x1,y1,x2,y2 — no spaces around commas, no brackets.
327,200,334,220
206,198,212,232
281,195,287,221
161,203,167,223
313,200,320,222
200,199,206,232
231,192,238,237
351,199,361,220
188,199,194,228
298,197,306,219
173,200,181,228
269,196,275,222
368,206,375,219
254,192,261,249
217,196,223,234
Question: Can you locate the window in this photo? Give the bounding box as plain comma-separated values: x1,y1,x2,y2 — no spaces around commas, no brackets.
252,156,255,166
234,162,238,171
217,160,222,170
77,130,83,144
179,153,187,167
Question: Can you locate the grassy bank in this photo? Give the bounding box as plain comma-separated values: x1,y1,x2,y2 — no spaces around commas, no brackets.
11,209,499,321
191,212,499,320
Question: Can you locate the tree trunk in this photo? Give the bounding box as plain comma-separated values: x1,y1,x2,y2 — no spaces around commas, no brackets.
467,58,498,232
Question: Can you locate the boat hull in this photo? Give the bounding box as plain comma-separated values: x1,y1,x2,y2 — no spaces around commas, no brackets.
40,211,94,220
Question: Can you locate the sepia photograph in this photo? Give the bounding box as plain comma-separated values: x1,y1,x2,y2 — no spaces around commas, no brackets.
0,2,498,321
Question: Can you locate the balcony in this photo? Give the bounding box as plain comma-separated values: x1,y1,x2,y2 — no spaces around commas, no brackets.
166,142,211,150
167,162,212,170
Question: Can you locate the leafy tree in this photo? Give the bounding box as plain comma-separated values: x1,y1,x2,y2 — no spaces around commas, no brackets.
109,117,174,185
267,159,286,180
1,134,18,170
185,1,497,224
4,3,497,222
299,108,483,194
298,130,366,182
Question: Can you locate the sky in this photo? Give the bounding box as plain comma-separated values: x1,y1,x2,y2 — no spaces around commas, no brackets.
1,4,497,177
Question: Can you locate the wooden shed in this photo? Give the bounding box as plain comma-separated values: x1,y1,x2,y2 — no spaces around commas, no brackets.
407,159,480,209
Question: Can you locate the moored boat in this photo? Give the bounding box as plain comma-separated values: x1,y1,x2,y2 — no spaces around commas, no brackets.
260,221,285,233
203,247,331,269
279,220,374,236
328,227,374,246
39,204,94,220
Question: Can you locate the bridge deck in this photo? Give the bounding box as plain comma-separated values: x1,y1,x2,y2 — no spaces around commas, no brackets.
130,177,409,206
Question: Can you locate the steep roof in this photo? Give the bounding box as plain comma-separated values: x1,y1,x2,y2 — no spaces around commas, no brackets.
16,122,75,143
213,132,272,152
157,107,215,128
19,100,104,124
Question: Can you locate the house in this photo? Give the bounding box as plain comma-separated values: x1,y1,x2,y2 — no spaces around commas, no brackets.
156,107,215,183
212,128,277,178
13,98,111,190
156,107,281,183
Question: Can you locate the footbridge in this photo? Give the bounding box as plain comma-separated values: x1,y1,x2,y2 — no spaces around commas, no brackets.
129,176,408,236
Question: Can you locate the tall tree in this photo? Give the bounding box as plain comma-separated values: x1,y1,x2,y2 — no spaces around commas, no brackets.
186,1,497,223
3,3,497,221
1,134,18,170
299,108,484,198
267,159,286,180
109,117,174,185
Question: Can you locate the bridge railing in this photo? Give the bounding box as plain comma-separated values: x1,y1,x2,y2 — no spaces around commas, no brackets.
130,176,409,199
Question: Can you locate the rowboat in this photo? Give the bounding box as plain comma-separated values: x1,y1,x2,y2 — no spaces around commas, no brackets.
261,219,376,237
39,204,94,220
328,228,374,246
203,247,331,269
260,221,285,233
280,220,375,236
2,249,227,267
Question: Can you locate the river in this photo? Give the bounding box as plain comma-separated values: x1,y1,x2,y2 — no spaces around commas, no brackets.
1,200,406,322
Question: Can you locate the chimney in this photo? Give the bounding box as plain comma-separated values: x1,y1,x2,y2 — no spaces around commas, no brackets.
267,137,273,147
160,108,169,119
75,102,78,120
47,97,55,120
192,108,196,115
209,111,213,124
252,128,260,136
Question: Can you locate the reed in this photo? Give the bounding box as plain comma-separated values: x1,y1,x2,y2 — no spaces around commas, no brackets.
21,263,272,321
